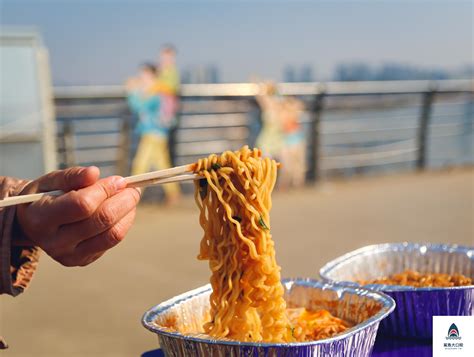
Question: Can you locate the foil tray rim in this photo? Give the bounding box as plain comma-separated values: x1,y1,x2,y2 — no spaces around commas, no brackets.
141,277,395,348
319,242,474,292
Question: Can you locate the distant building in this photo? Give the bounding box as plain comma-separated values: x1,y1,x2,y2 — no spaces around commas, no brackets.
334,63,373,81
300,65,314,82
284,66,296,82
284,65,314,82
181,69,192,84
181,65,221,84
207,64,219,83
334,63,451,81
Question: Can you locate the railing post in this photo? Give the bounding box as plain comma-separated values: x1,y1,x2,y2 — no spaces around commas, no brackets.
117,113,131,176
168,112,180,167
62,119,75,168
307,91,325,183
417,89,436,170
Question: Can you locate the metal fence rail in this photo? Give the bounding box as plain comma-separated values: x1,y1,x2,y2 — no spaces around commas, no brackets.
54,80,474,181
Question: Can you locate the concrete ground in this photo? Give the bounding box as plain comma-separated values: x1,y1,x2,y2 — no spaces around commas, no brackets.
1,168,473,357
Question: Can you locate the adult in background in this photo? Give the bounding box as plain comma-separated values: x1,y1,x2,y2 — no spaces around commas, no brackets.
151,44,180,126
151,44,181,169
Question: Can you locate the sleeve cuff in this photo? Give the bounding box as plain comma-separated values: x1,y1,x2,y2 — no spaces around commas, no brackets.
0,178,40,296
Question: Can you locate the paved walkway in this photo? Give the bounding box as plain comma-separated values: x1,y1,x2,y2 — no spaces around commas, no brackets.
2,168,473,356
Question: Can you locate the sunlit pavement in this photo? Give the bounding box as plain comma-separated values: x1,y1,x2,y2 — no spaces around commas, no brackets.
2,168,473,357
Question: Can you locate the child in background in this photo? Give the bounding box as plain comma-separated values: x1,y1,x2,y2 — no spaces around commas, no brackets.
127,63,161,136
255,82,285,160
127,63,180,204
280,97,307,188
255,83,307,188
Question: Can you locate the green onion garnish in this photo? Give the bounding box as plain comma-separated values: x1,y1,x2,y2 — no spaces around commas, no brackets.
258,215,269,230
211,163,221,170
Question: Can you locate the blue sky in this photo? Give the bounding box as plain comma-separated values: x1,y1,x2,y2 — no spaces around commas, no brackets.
1,0,472,85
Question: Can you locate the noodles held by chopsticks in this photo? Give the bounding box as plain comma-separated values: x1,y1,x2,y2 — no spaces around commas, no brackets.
194,146,350,342
194,146,288,342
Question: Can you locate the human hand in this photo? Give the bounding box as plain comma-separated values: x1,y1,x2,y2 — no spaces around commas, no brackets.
14,166,140,267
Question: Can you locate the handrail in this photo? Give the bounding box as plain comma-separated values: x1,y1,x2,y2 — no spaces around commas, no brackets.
53,79,474,99
50,79,473,181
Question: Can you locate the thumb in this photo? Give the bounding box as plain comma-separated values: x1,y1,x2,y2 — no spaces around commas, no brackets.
27,166,101,194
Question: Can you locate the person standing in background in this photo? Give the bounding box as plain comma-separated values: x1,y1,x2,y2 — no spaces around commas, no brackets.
149,44,181,201
280,97,307,188
151,44,180,129
127,62,180,205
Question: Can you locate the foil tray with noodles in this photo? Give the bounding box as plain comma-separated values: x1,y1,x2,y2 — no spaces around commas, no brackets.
320,242,474,339
142,278,395,357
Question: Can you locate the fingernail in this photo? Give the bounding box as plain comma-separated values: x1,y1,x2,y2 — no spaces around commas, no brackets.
113,177,127,191
88,166,100,176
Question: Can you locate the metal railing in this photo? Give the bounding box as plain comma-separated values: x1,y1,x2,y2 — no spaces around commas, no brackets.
54,80,474,181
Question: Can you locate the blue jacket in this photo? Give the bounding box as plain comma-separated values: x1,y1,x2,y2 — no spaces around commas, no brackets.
127,91,169,136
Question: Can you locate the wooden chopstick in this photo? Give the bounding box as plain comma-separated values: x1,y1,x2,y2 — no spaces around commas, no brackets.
124,164,195,185
127,173,201,188
0,164,200,208
0,190,64,207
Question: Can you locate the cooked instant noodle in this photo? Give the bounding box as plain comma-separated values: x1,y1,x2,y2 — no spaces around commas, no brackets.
359,270,472,288
287,308,351,341
193,146,351,342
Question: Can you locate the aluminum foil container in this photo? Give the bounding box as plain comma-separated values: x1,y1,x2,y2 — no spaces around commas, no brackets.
319,242,474,339
142,278,395,356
